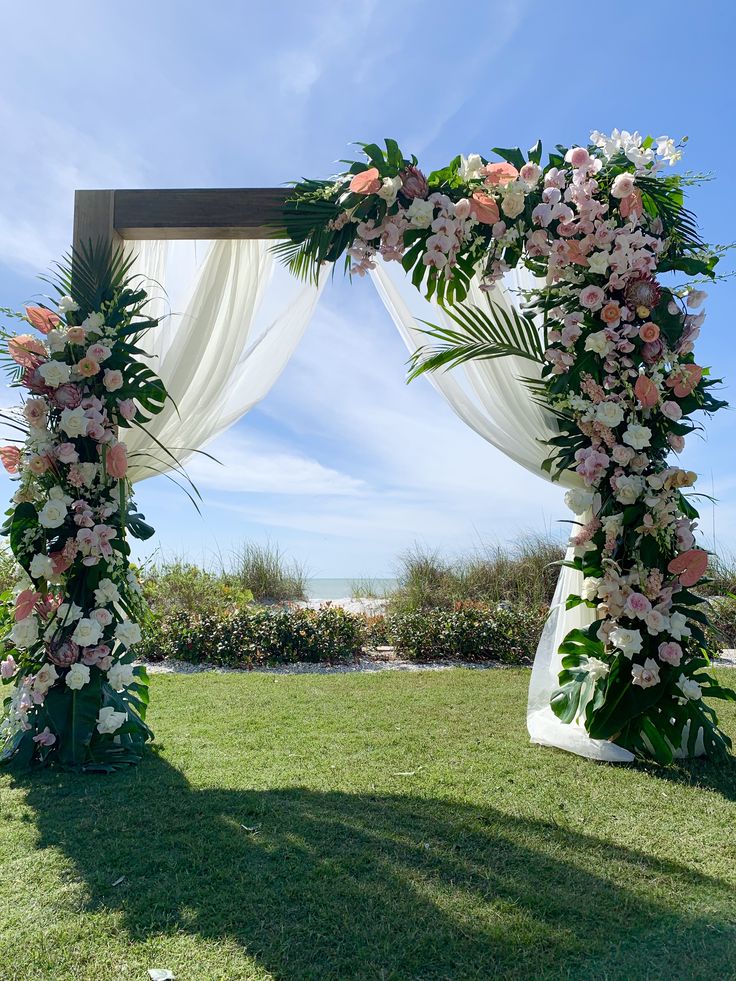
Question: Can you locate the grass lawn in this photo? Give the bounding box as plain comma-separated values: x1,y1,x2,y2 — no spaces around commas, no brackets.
1,668,735,981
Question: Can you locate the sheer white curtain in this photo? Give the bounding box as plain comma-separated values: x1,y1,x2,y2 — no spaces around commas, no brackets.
372,260,634,763
123,240,324,483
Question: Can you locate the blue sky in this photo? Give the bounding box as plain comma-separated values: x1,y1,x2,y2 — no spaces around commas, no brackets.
0,0,735,576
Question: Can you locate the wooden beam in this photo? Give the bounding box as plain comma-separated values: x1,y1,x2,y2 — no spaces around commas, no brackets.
112,188,290,240
73,190,122,253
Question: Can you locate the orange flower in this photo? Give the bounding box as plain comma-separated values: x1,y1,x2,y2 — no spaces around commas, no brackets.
25,306,60,334
8,334,46,369
349,167,382,195
483,162,519,186
0,446,21,473
639,322,660,343
470,190,500,224
666,363,702,398
600,303,621,324
566,240,590,266
634,375,659,408
76,357,100,377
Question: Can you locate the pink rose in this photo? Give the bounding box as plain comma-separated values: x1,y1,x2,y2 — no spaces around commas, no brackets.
56,442,79,464
483,162,519,186
579,285,605,310
470,190,500,224
661,401,682,422
624,592,652,619
87,343,111,363
600,302,621,326
612,445,635,466
9,334,46,369
28,454,50,475
103,369,123,392
658,641,683,666
105,442,128,479
349,168,382,195
611,173,636,199
81,644,111,667
565,147,592,169
668,434,685,453
91,608,113,627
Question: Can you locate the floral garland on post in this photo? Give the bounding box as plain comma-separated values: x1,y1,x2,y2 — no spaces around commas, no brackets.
0,245,167,770
276,129,735,762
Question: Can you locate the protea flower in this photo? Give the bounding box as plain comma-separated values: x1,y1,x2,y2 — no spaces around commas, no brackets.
51,383,83,409
47,638,80,667
624,273,661,316
399,165,428,200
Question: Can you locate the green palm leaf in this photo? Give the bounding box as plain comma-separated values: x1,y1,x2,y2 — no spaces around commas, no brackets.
407,298,547,381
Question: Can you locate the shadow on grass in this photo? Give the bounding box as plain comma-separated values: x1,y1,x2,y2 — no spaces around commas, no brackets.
16,752,736,980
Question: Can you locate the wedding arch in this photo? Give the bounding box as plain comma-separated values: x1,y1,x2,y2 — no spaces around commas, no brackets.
1,129,733,771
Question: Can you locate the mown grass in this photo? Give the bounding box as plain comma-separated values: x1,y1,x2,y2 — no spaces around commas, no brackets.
1,669,735,980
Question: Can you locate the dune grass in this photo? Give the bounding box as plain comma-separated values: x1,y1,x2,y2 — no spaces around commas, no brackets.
1,668,735,980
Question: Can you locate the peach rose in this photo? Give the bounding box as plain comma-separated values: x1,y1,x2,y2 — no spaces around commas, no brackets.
639,322,660,343
105,442,128,479
76,357,100,377
600,302,621,325
66,327,86,345
25,306,60,334
483,162,519,186
349,167,382,195
103,369,123,392
470,190,500,225
634,375,659,409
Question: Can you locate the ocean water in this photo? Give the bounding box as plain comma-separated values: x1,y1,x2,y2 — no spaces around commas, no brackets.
305,578,398,600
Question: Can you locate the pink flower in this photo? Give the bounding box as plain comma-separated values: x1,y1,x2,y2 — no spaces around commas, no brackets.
638,322,660,343
76,357,100,378
565,147,592,169
454,198,471,220
620,189,643,219
661,401,682,422
399,165,428,200
118,399,136,421
0,446,21,474
0,654,17,679
634,375,659,408
611,444,636,467
56,442,79,465
579,285,605,310
82,644,111,668
600,302,621,326
25,306,60,334
624,592,652,619
349,168,382,195
51,383,83,409
470,190,500,224
641,339,664,364
23,398,47,427
91,608,113,627
668,548,708,588
103,369,123,392
666,363,702,398
105,442,128,479
87,343,111,363
32,726,56,747
574,446,610,484
611,173,636,199
658,641,683,666
66,327,86,345
28,454,50,475
519,162,541,184
49,548,75,577
483,162,519,186
9,334,46,369
669,434,685,453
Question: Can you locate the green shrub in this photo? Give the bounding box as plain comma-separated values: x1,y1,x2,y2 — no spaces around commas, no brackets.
140,561,253,617
223,543,308,602
139,606,365,667
387,603,547,663
705,597,736,651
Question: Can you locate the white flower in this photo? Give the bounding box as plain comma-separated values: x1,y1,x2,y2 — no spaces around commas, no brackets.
94,578,121,606
581,577,601,602
107,661,136,691
34,663,58,692
57,295,79,314
631,658,660,688
377,176,402,205
611,173,636,199
584,330,612,356
56,601,83,624
595,402,625,428
668,612,692,641
406,198,435,229
115,620,142,648
564,487,594,515
459,153,484,181
72,618,103,648
676,674,701,700
97,705,127,735
29,553,54,580
610,625,643,659
82,312,104,333
38,497,67,529
501,190,525,219
655,136,682,166
65,662,90,690
614,475,644,505
11,616,39,648
60,406,88,438
46,329,66,354
587,657,610,682
38,360,71,389
622,424,652,450
586,250,611,276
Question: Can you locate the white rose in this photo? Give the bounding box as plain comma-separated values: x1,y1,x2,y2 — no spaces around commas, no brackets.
610,626,643,659
38,360,71,389
94,578,121,606
115,620,142,648
97,705,127,735
581,577,602,602
107,661,136,691
622,424,652,450
406,198,435,229
501,190,525,219
676,674,702,700
34,663,58,692
584,330,612,356
564,487,594,515
459,153,484,181
595,402,625,428
587,657,610,681
46,329,67,354
29,553,54,580
377,176,402,204
65,662,90,690
60,406,88,438
586,250,611,276
72,617,103,648
11,616,39,648
614,475,644,505
611,173,636,199
38,498,67,529
57,295,79,314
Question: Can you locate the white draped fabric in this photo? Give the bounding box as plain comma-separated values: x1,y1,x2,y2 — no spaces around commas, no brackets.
371,260,634,763
123,239,324,482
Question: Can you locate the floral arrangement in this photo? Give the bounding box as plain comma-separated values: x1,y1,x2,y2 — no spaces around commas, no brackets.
277,129,735,762
0,245,168,770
